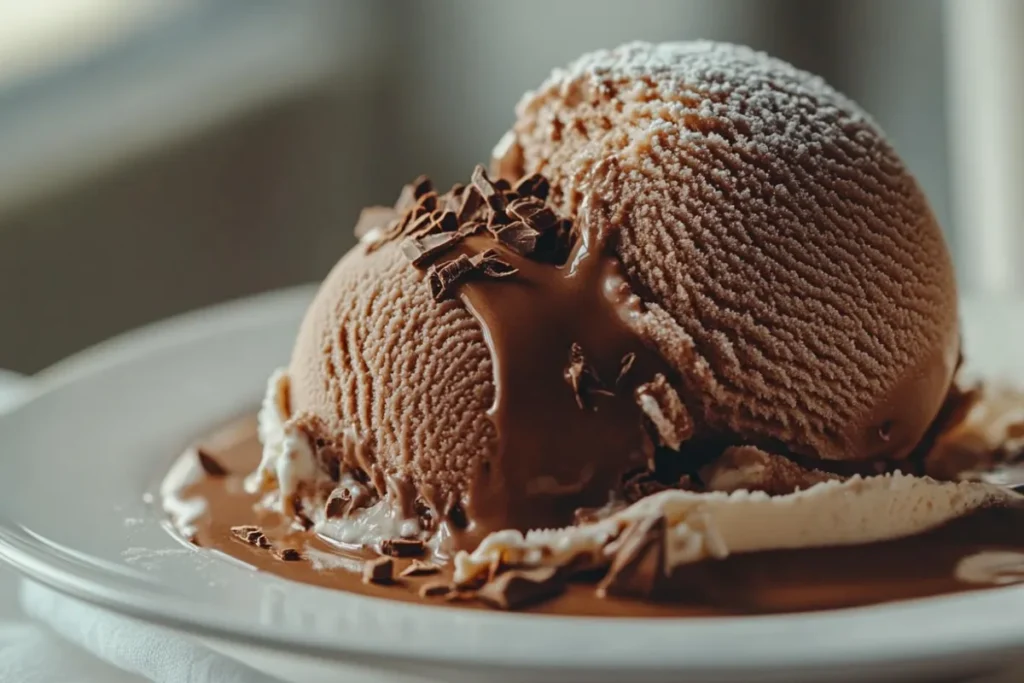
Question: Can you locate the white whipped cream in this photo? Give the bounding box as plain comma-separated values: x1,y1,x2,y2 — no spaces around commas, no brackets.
245,369,321,514
454,473,1017,583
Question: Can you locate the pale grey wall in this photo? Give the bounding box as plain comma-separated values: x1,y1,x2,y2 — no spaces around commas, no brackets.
0,0,955,372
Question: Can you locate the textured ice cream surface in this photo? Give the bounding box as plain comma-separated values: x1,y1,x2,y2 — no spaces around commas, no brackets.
498,40,960,463
264,39,967,564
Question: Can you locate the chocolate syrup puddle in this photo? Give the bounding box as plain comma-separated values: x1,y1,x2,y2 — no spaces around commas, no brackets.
449,226,673,545
163,417,1024,617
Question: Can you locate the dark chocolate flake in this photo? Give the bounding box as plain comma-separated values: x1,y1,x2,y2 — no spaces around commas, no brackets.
471,164,506,211
477,566,565,610
472,249,519,279
272,547,303,562
362,557,395,584
419,581,453,598
434,210,459,233
428,254,475,301
564,342,610,410
400,560,441,577
230,525,271,549
194,447,227,477
379,538,425,558
401,231,462,268
513,173,550,200
493,221,540,255
411,174,434,199
597,515,666,599
617,352,637,386
457,186,484,223
324,492,350,519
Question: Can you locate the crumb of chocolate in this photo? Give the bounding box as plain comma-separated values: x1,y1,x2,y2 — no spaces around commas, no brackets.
471,164,505,211
564,342,612,410
187,533,201,547
272,547,303,562
401,231,463,267
493,221,540,255
419,581,453,598
325,491,351,519
400,560,441,578
457,186,484,223
194,447,227,477
472,249,519,278
380,538,425,558
622,470,671,503
598,515,666,599
477,567,565,610
428,254,475,301
617,353,637,386
447,502,469,530
513,173,550,200
636,374,693,450
362,557,395,584
444,587,479,603
230,525,271,549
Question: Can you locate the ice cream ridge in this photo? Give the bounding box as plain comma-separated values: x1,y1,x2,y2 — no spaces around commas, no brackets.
178,41,1024,611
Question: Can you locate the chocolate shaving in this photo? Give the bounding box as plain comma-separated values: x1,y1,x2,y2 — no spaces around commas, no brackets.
354,206,399,239
272,547,303,562
362,557,395,584
428,254,474,301
532,217,574,264
635,374,693,450
477,567,565,610
564,343,612,410
395,175,434,213
493,221,540,256
507,197,557,233
419,581,453,598
617,353,636,386
457,186,484,223
513,173,550,200
324,490,351,519
194,447,227,477
230,525,271,549
379,538,425,558
471,164,505,211
443,184,465,212
400,560,441,578
401,231,463,268
472,249,518,279
598,515,666,599
434,210,459,233
444,587,479,603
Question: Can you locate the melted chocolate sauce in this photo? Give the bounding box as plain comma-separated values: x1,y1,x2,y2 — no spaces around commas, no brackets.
163,418,1024,617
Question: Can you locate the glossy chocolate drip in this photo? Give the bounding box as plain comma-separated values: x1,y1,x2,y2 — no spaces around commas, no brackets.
164,419,1024,617
448,229,672,544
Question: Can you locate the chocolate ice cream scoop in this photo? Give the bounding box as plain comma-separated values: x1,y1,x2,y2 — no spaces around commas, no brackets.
496,41,960,463
276,41,960,554
286,171,676,549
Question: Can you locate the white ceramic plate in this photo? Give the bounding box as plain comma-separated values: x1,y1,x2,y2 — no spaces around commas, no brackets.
2,288,1024,683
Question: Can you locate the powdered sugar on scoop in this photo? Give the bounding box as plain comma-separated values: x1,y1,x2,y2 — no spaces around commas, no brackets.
502,40,959,465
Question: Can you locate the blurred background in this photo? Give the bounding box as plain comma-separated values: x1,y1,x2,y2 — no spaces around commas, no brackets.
0,0,1018,372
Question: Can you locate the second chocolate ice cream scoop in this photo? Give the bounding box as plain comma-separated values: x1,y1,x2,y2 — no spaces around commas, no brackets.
498,40,960,463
